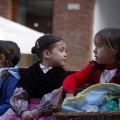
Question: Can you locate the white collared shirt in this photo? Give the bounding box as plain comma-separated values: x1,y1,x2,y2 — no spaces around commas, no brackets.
100,68,117,83
40,63,52,73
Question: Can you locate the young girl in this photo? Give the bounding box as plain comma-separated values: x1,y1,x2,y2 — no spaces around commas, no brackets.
62,28,120,98
8,34,67,120
0,40,21,116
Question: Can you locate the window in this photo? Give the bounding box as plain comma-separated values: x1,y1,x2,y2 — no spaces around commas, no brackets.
17,0,53,33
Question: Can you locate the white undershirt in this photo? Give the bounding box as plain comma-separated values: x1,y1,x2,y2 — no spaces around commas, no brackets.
39,63,52,73
100,68,117,83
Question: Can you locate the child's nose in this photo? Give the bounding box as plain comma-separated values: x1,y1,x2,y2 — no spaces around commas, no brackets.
64,52,67,57
93,48,96,53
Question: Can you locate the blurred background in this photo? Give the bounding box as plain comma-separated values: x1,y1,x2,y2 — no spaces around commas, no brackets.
0,0,120,70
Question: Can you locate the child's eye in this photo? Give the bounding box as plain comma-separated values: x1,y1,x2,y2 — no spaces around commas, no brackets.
95,43,101,48
60,49,64,52
59,48,64,52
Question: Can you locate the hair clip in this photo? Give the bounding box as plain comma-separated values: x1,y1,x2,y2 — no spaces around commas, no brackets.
36,41,40,49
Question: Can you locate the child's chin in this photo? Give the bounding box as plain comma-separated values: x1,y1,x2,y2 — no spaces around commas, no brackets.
96,61,100,64
60,64,65,67
97,61,103,64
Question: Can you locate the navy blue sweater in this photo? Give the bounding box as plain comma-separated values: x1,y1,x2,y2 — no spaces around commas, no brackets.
0,68,20,115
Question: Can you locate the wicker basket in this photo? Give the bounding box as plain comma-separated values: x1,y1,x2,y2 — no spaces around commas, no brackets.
52,88,120,120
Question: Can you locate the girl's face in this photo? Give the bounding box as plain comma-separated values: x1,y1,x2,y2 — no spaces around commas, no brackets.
47,41,67,67
93,38,118,64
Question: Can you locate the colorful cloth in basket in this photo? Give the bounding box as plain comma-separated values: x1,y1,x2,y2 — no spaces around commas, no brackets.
61,83,120,112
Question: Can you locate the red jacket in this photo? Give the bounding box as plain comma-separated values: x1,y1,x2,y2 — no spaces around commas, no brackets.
62,61,120,94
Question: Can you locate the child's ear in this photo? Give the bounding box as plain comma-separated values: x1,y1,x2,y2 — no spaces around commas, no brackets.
43,50,50,58
0,54,5,63
111,50,119,56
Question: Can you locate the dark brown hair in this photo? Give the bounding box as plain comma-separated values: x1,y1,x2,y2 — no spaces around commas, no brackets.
0,40,21,67
31,34,64,60
94,28,120,51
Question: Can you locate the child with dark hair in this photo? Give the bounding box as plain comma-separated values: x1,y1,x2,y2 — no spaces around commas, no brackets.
62,28,120,98
8,34,67,120
0,40,21,116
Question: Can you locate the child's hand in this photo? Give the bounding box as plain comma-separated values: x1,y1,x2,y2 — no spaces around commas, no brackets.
65,93,74,98
30,109,41,118
21,111,34,120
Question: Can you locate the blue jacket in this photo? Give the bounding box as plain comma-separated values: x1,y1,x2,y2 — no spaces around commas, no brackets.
0,67,20,116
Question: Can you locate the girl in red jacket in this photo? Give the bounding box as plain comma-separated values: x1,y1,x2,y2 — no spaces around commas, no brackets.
62,28,120,98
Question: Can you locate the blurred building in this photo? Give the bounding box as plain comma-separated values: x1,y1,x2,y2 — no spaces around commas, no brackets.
0,0,95,70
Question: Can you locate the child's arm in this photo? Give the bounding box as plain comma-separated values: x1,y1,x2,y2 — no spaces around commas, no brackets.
30,88,60,117
30,109,41,118
10,87,37,120
65,93,74,98
62,63,91,94
10,87,29,116
21,111,34,120
0,76,19,115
